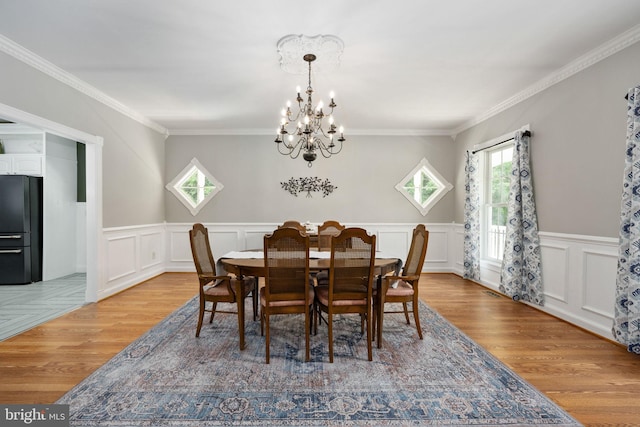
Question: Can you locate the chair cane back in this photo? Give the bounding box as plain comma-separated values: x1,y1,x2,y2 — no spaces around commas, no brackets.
189,223,255,350
262,227,314,363
315,220,346,286
374,224,429,347
315,227,376,362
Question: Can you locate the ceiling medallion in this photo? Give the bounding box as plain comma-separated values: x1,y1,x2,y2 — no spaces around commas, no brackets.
275,34,346,167
277,34,344,74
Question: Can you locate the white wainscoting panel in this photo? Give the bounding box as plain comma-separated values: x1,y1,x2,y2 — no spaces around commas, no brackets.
539,242,571,303
100,222,620,341
106,235,137,281
376,230,410,260
140,231,164,271
581,248,617,320
101,224,166,300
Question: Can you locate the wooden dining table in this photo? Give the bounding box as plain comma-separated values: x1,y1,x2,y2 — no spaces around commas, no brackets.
218,251,402,336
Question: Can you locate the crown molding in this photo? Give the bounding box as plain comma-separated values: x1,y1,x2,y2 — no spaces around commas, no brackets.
0,34,168,136
453,23,640,136
168,128,454,137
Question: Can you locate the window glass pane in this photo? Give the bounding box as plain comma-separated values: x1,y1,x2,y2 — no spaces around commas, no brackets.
166,158,224,216
395,158,452,215
177,168,216,206
485,144,513,261
402,167,441,207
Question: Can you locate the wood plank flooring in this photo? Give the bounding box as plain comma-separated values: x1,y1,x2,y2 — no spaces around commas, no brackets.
1,272,639,426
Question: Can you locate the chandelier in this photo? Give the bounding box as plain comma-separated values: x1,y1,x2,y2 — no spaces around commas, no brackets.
275,53,345,167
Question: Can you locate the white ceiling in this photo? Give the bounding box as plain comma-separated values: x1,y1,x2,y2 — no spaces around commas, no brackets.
1,0,640,136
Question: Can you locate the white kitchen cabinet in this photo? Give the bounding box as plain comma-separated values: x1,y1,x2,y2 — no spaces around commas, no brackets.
0,154,44,176
0,123,45,176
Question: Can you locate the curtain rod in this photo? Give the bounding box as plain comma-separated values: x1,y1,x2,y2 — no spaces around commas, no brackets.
471,130,531,154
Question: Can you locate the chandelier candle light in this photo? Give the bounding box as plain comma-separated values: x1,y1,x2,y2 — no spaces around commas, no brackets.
275,53,345,167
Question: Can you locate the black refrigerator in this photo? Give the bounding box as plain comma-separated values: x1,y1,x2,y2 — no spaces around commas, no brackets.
0,175,43,284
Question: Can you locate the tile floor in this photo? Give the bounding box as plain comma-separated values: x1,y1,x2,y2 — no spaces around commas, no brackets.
0,273,86,341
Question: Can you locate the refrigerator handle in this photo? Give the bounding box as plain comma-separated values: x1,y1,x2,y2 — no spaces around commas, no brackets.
0,235,22,239
0,249,22,254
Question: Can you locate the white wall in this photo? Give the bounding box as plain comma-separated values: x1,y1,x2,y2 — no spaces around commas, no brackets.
43,133,78,280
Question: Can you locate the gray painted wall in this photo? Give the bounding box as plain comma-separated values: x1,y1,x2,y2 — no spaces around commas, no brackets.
452,41,640,238
0,51,166,228
3,37,638,237
165,134,456,223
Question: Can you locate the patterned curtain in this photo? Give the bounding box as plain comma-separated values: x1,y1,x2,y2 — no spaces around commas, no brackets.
613,85,640,354
499,131,544,306
463,151,480,281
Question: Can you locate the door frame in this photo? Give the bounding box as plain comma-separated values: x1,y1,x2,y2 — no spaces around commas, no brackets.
0,102,102,302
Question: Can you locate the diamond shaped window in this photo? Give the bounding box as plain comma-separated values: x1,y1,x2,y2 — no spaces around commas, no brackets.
166,158,223,216
395,158,453,215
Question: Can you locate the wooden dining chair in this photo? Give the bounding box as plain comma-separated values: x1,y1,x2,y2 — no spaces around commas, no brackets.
278,220,307,235
315,220,345,286
317,220,345,251
189,223,255,350
315,227,376,362
262,227,314,363
374,224,429,348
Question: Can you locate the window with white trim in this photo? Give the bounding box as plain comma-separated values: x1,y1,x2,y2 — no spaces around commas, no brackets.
166,158,223,216
395,157,453,216
483,144,513,261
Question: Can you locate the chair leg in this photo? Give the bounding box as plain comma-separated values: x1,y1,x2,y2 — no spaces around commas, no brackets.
377,300,385,349
366,308,373,361
196,299,205,338
252,277,258,321
402,302,410,324
313,302,319,335
413,296,423,340
305,306,311,362
265,311,270,364
209,302,217,323
328,312,334,363
236,283,246,351
372,298,377,342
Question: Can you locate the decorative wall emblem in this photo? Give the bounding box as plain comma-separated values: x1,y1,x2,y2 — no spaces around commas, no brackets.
281,177,337,198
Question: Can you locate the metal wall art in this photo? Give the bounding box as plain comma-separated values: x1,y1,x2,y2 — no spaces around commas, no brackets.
281,177,337,198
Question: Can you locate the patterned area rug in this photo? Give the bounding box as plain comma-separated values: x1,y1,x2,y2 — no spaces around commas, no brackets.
57,297,581,426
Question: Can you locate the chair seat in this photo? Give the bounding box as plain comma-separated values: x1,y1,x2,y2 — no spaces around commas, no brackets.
385,280,415,297
316,270,329,286
315,285,367,306
204,277,253,298
260,286,315,307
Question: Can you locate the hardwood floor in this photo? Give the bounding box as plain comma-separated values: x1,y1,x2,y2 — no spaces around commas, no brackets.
1,272,639,425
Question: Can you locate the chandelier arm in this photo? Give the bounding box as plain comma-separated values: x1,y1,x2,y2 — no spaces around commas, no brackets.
276,137,303,156
279,137,307,159
316,138,343,158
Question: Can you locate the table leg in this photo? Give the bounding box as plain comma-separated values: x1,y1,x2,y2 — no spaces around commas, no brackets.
236,280,245,350
253,276,259,321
